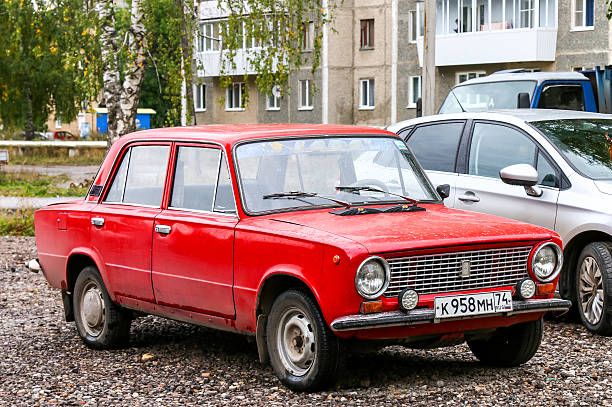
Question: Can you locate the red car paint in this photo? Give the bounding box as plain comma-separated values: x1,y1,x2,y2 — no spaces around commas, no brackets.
35,124,565,343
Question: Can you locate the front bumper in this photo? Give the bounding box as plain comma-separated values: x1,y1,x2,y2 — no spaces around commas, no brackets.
330,298,572,332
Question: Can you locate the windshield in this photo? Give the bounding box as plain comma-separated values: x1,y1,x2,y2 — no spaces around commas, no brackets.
530,119,612,180
235,136,439,213
439,80,537,113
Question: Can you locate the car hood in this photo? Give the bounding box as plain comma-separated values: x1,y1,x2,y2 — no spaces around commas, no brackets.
268,204,555,253
594,180,612,195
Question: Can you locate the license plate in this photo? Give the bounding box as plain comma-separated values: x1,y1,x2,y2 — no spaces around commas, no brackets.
434,291,513,319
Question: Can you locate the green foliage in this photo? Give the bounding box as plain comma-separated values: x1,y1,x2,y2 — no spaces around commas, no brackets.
0,171,89,197
0,0,101,135
0,208,35,236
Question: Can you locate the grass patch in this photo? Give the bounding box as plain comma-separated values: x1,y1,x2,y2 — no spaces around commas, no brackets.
0,207,35,236
0,171,89,197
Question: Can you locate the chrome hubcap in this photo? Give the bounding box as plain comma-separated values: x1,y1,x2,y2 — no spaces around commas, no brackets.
277,308,316,377
579,256,604,325
80,281,105,337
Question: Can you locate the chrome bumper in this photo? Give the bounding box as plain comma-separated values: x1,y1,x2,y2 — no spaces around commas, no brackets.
330,298,572,332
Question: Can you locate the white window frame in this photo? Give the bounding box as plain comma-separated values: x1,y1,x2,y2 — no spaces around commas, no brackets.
571,0,594,30
407,76,422,108
199,21,221,52
360,19,374,49
194,83,206,112
359,79,375,110
408,10,417,43
266,92,280,111
298,79,313,110
301,21,315,51
225,82,245,111
55,118,62,129
456,71,486,84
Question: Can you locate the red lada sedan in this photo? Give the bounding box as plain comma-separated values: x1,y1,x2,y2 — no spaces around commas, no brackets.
34,124,571,391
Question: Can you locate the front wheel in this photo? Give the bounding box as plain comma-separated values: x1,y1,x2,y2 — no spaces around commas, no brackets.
575,242,612,336
467,318,543,366
266,290,339,392
73,266,131,349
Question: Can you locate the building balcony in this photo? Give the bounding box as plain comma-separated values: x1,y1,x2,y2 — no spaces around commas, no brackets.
196,50,260,78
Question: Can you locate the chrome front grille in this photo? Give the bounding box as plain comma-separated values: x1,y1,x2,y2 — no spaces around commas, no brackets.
383,246,532,297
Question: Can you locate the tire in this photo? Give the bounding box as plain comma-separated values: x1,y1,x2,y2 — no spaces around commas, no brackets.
73,266,131,349
467,318,543,366
266,290,339,392
575,242,612,336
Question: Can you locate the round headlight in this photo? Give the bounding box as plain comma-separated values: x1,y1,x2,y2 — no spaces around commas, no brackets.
531,242,563,282
355,256,390,299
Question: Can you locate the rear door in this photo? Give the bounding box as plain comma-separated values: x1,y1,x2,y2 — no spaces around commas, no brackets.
402,120,467,206
90,143,171,302
151,144,238,318
454,121,559,229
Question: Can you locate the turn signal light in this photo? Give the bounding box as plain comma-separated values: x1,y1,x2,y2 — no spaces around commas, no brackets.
536,283,555,295
360,300,383,314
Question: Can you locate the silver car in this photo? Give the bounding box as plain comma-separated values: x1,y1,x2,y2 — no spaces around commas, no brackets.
388,109,612,335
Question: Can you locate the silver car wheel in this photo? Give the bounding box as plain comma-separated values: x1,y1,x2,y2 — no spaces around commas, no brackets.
276,307,316,377
579,256,604,326
80,280,106,337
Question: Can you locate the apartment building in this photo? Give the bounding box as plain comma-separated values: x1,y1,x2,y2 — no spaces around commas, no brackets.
194,0,612,126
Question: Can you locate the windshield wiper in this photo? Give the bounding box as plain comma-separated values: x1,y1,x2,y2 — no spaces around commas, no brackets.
262,191,352,208
335,185,420,206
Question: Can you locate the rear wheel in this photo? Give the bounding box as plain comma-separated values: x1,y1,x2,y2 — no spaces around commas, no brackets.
266,290,339,392
73,266,131,349
467,318,543,366
575,242,612,336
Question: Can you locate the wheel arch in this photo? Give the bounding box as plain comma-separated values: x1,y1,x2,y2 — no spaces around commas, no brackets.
65,249,113,299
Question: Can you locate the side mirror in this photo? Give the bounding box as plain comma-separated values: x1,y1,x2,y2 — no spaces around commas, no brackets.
500,164,543,197
436,184,450,199
517,92,531,108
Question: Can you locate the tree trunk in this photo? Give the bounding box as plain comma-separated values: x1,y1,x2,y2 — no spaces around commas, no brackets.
96,0,122,143
24,84,34,140
118,0,147,136
177,0,195,125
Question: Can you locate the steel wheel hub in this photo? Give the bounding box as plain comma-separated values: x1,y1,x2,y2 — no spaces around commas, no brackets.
80,281,105,337
579,256,604,325
277,308,316,377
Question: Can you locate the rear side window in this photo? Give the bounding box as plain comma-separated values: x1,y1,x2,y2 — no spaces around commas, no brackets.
537,84,585,111
405,122,464,172
104,145,170,206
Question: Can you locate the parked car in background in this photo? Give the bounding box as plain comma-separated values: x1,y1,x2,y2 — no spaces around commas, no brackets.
388,110,612,335
34,124,570,391
47,130,79,141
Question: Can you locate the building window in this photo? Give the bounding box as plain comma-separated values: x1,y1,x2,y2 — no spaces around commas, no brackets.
226,82,245,111
571,66,594,71
266,85,281,110
298,79,312,110
195,83,206,111
359,79,375,109
301,21,315,51
360,19,374,49
456,71,486,84
408,10,417,43
55,118,62,129
573,0,594,28
407,76,422,108
519,0,535,28
199,22,220,52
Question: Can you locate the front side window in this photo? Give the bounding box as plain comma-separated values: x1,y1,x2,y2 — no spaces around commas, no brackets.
359,79,375,109
226,83,245,110
530,119,612,180
235,136,438,213
360,19,374,49
406,122,464,172
468,123,536,179
298,80,312,109
105,145,170,206
170,147,220,211
537,84,585,111
573,0,594,28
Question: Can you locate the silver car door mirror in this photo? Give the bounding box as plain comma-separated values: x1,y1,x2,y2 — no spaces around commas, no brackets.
500,164,543,197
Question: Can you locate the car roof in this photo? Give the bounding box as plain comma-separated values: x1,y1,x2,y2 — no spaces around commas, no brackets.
456,71,588,87
387,109,612,132
120,124,395,147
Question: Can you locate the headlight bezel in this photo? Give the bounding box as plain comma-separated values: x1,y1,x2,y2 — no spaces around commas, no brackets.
530,242,563,282
354,256,391,299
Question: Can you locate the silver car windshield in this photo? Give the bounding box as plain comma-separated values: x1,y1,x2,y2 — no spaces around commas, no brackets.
531,119,612,180
439,81,537,113
235,136,438,213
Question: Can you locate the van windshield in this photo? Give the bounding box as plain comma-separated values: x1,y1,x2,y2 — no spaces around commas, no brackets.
439,81,536,113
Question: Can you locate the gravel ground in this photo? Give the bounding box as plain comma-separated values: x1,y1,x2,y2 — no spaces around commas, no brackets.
1,236,611,407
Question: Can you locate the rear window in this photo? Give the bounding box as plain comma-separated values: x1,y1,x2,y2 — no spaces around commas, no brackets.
537,84,585,111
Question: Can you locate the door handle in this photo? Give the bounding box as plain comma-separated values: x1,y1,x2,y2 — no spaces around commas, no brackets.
155,224,172,235
457,193,480,203
91,217,105,226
